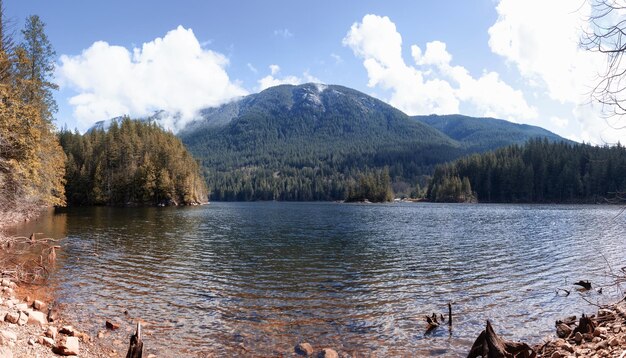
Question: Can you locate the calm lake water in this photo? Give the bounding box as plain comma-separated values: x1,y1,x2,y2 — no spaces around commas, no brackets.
10,202,626,357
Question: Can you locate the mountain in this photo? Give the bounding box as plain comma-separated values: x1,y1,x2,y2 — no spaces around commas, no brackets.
177,83,567,201
88,110,180,132
413,114,567,152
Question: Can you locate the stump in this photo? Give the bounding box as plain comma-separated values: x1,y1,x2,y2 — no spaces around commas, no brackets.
467,320,535,358
126,322,143,358
571,314,595,336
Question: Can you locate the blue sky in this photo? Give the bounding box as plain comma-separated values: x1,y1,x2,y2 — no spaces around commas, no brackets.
6,1,623,143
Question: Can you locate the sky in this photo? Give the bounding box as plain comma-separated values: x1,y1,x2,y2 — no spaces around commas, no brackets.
5,0,625,144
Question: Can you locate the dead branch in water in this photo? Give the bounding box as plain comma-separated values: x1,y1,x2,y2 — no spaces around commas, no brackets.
0,231,61,284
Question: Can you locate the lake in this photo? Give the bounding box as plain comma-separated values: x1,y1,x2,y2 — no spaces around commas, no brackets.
10,202,626,357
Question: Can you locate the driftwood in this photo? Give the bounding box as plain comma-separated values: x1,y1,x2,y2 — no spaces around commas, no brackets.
467,320,536,358
126,322,143,358
425,303,453,333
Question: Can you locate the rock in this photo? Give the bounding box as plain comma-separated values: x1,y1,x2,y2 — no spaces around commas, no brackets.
3,312,17,324
105,320,120,330
54,336,80,356
0,347,12,358
295,342,314,356
38,336,55,347
45,326,57,339
550,351,562,358
2,301,11,309
612,325,621,334
0,330,16,344
608,337,619,346
32,300,46,311
318,348,339,358
574,332,583,344
592,336,602,343
17,311,27,326
7,283,15,290
27,337,35,346
561,343,574,353
1,288,13,296
59,325,77,336
147,354,156,358
593,327,607,337
556,323,572,338
594,340,609,350
97,330,105,339
13,303,26,312
582,333,593,341
76,331,91,343
27,311,46,326
1,279,10,287
47,308,58,322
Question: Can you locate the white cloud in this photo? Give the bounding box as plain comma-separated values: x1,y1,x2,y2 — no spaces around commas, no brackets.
257,65,320,91
274,28,294,39
343,14,536,121
488,0,626,143
247,63,258,73
57,26,248,132
330,53,343,64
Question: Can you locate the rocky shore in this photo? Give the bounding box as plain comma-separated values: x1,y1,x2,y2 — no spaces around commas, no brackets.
533,298,626,358
0,276,119,358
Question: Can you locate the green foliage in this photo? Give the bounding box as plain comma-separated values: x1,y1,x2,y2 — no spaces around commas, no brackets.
346,168,394,202
59,118,208,206
414,114,566,152
428,139,626,203
180,84,568,202
180,84,466,201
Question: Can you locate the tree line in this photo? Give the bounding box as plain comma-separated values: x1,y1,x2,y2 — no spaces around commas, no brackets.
428,139,626,203
59,118,208,206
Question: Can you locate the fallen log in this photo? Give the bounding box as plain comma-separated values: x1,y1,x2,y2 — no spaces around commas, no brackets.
126,322,143,358
467,320,535,358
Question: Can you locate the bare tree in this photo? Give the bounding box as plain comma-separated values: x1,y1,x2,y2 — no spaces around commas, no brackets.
582,0,626,123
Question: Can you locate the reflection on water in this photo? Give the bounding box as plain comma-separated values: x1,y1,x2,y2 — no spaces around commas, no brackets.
12,203,626,357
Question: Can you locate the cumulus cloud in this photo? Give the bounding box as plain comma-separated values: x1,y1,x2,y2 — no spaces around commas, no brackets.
57,26,248,131
343,14,536,121
488,0,626,143
257,65,320,91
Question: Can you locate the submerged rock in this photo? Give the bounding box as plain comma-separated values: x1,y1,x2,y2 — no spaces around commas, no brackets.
318,348,338,358
295,342,314,356
105,320,120,330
